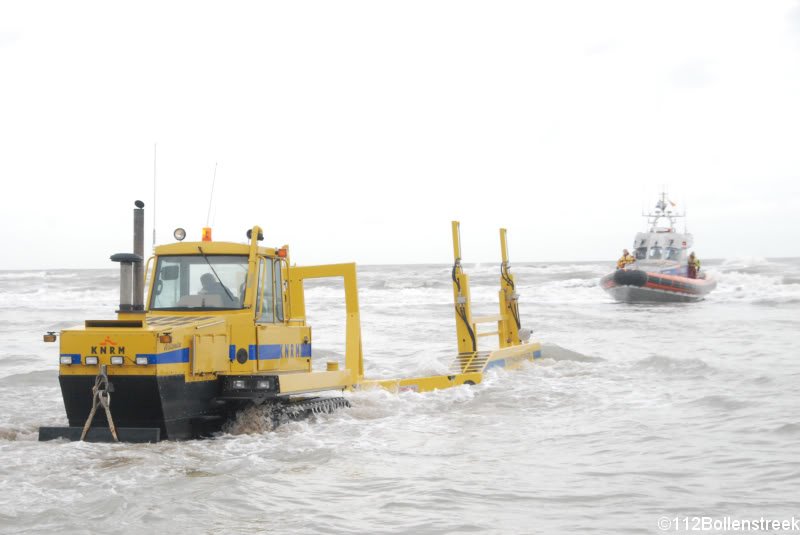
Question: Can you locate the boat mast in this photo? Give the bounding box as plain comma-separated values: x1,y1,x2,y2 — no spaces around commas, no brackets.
643,188,684,232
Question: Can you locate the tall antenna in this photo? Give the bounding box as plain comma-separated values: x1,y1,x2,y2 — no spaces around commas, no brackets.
152,143,157,250
206,162,218,226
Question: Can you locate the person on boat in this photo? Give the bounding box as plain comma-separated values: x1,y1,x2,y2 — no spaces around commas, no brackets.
616,249,636,270
687,252,701,279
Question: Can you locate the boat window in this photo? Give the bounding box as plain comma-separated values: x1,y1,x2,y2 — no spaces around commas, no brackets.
649,246,663,259
635,247,647,260
149,255,248,310
666,247,682,261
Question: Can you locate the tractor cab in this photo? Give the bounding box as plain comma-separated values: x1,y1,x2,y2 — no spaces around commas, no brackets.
147,227,286,318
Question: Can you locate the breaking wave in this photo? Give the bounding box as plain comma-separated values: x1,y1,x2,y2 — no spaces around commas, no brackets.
540,343,604,363
632,355,714,375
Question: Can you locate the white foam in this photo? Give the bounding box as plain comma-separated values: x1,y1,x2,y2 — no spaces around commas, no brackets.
706,268,800,304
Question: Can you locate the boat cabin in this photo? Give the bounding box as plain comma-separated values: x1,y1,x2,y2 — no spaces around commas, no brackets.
632,230,693,263
632,192,693,264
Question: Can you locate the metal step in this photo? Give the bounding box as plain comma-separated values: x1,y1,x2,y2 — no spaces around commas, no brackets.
449,351,491,373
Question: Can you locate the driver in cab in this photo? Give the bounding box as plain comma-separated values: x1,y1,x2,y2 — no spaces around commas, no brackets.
199,273,237,306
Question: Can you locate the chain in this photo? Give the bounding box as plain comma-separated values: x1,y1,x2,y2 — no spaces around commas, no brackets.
79,365,120,442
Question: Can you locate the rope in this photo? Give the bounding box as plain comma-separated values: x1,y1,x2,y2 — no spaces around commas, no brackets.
79,367,119,442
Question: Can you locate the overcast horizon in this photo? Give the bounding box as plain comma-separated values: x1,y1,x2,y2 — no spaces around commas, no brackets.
0,253,794,272
2,1,799,270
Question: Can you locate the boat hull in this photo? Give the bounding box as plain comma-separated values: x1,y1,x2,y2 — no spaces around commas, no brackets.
600,269,716,303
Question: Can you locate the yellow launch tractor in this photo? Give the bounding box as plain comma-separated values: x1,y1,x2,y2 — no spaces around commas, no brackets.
39,202,541,442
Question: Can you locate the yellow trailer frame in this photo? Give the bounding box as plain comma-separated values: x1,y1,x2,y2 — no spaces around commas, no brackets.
285,221,541,393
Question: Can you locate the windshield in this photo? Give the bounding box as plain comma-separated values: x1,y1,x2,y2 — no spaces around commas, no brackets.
666,247,682,261
149,255,248,310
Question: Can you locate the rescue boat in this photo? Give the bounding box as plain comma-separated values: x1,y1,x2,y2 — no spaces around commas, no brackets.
600,192,717,303
39,201,541,442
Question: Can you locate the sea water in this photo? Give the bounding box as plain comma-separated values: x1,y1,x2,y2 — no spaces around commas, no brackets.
1,259,799,534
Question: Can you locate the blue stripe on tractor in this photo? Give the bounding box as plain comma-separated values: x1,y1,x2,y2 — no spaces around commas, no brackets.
248,344,281,360
136,348,190,365
257,344,282,360
137,344,313,365
248,344,312,360
61,354,81,365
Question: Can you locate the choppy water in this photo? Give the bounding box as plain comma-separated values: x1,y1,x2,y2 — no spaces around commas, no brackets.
1,258,799,534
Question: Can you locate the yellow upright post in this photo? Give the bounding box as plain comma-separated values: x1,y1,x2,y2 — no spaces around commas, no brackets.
244,225,263,310
451,221,476,355
341,263,365,383
287,266,307,326
286,263,363,385
498,228,521,347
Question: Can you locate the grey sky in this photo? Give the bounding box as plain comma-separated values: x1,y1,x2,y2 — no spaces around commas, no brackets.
1,1,799,269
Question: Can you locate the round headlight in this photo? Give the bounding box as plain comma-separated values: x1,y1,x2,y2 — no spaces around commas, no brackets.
173,228,186,241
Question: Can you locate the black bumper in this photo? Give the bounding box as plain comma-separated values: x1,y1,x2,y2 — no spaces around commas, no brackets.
50,374,225,440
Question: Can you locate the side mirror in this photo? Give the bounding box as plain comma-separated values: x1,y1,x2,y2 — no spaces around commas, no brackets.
161,265,179,281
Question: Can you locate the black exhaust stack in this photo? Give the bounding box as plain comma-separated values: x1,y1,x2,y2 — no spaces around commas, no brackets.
110,200,145,313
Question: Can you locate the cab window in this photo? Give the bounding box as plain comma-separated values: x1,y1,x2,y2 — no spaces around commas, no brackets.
150,255,248,310
256,258,286,323
649,246,663,259
256,258,275,322
635,246,647,260
274,260,284,322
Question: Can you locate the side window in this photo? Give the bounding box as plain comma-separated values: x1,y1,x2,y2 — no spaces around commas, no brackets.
274,260,284,322
257,258,274,323
152,261,180,308
635,247,647,260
